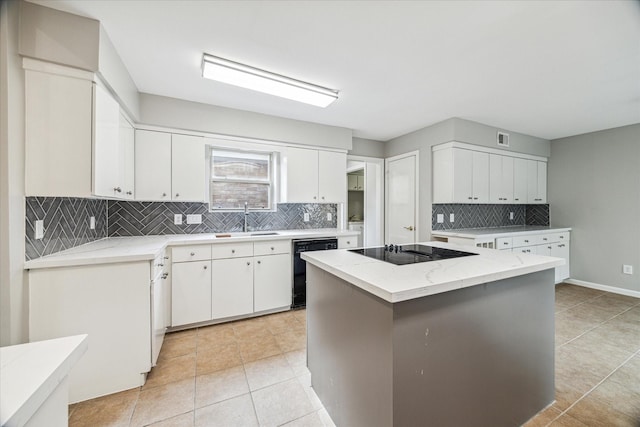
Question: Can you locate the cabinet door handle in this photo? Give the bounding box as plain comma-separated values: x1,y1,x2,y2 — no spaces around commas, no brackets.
468,197,473,200
190,252,195,256
524,240,529,243
126,191,132,195
164,256,169,260
515,198,519,201
503,242,508,245
270,247,274,250
403,226,414,231
114,187,122,193
247,262,250,266
156,263,164,267
548,246,552,249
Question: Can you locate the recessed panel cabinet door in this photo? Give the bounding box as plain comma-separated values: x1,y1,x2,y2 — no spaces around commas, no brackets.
171,260,212,326
120,113,135,199
452,148,473,203
284,147,319,202
254,254,292,312
472,151,489,203
513,158,528,203
318,151,347,203
93,84,122,198
135,130,172,201
211,257,254,319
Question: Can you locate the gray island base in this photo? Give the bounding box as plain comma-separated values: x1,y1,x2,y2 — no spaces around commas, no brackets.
306,265,555,427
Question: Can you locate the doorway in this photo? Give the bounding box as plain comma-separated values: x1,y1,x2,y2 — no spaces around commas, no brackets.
346,156,384,247
385,151,418,244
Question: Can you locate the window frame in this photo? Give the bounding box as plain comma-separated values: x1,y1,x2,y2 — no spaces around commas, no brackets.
208,146,277,212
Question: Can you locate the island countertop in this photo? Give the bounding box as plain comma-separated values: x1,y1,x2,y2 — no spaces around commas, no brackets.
301,241,563,303
431,226,572,239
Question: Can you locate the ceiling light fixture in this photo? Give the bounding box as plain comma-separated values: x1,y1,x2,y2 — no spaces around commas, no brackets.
201,54,339,108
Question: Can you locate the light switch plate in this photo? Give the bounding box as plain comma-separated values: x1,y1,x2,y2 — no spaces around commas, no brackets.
623,265,633,275
326,212,332,221
35,220,44,239
509,212,514,220
174,214,182,225
186,214,202,224
303,212,310,222
90,216,96,230
449,213,455,222
437,214,444,223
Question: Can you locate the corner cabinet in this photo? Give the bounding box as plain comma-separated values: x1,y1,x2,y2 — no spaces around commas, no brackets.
135,130,207,202
24,58,134,199
433,142,547,205
282,147,347,203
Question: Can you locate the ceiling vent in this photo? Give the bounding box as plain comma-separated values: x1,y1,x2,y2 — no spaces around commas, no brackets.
497,132,510,147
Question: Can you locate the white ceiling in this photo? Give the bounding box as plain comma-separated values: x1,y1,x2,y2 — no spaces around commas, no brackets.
28,0,640,141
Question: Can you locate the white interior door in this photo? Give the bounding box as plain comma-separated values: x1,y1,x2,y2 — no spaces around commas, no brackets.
385,151,418,244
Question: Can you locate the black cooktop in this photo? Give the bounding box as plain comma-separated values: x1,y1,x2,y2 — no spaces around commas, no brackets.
349,244,478,265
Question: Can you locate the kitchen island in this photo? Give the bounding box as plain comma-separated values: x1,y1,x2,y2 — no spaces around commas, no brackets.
301,242,563,427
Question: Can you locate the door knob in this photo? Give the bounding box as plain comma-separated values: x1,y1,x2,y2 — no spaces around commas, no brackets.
404,226,414,231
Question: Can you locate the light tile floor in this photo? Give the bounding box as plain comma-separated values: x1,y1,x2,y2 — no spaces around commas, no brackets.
69,284,639,427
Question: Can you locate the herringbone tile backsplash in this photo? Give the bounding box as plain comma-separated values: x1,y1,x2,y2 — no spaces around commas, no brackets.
25,198,336,260
25,197,108,260
107,201,337,236
432,203,550,230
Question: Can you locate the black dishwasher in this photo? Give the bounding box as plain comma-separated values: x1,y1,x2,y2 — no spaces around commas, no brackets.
292,238,338,308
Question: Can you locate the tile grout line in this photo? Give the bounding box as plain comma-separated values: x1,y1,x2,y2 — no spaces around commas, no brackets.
545,349,640,427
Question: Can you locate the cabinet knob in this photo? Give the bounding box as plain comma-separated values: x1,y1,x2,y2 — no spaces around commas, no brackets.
473,197,478,200
190,252,195,256
548,246,552,249
162,273,169,279
468,197,473,200
321,196,325,200
114,187,122,193
524,240,529,243
175,193,180,197
126,191,132,195
164,256,169,260
156,263,164,267
231,249,235,254
515,198,520,201
542,238,547,241
203,265,207,269
257,260,261,264
313,196,317,200
347,241,351,244
247,262,250,266
503,242,508,245
270,247,274,250
162,193,167,197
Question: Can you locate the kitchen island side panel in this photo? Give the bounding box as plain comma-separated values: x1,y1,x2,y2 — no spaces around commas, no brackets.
306,265,394,427
392,269,555,427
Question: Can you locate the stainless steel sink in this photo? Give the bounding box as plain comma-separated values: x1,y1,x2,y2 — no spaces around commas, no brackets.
250,232,279,236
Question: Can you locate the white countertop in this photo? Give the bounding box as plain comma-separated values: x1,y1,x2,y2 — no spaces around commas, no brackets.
431,226,571,239
0,335,88,427
301,241,563,303
24,229,359,269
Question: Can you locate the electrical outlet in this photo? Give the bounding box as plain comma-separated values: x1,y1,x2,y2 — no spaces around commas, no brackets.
303,212,310,222
174,214,182,225
623,265,633,275
437,214,444,223
90,216,96,230
449,213,455,223
327,212,332,221
35,220,44,240
186,214,202,224
509,212,514,220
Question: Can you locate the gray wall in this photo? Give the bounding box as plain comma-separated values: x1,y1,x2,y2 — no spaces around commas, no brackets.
350,137,385,158
140,94,353,151
549,124,640,294
1,0,28,345
385,118,550,241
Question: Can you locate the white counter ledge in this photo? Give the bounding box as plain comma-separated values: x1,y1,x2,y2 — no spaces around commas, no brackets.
431,226,571,239
24,229,359,269
1,335,88,427
301,241,563,303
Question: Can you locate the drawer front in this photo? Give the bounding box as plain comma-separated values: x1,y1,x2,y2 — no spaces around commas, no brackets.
172,245,211,263
211,242,254,259
515,246,537,255
338,236,357,249
496,237,513,250
513,235,542,247
254,240,291,256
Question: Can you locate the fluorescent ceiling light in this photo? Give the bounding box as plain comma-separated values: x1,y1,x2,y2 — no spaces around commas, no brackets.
202,54,338,108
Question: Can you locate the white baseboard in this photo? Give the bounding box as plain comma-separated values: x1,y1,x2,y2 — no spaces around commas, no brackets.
564,279,640,299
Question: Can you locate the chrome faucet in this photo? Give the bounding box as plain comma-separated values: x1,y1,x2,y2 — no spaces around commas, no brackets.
243,201,249,232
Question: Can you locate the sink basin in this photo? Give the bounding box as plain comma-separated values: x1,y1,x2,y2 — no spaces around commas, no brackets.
250,232,279,236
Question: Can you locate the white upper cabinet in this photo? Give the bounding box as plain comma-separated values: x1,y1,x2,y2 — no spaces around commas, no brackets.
527,160,547,204
171,134,206,202
513,158,528,203
135,130,172,201
489,154,514,204
120,113,135,199
93,84,124,198
25,63,94,197
433,142,547,205
433,147,488,203
283,147,346,203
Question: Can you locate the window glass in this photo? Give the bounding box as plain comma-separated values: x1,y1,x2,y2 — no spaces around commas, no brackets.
210,149,273,210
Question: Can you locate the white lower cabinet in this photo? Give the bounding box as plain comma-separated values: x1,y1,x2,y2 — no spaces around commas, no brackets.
211,257,254,319
171,239,293,328
254,253,292,312
171,260,212,326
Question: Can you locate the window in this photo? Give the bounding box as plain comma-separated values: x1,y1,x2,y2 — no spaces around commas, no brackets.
209,148,275,210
